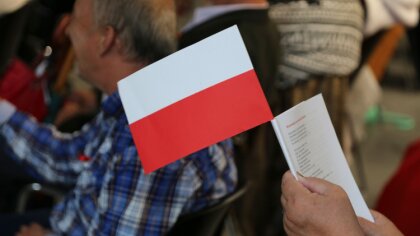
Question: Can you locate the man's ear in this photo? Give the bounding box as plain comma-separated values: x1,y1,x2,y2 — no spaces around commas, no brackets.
99,26,117,57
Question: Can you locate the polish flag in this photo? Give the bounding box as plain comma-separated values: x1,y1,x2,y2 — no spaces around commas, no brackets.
118,26,273,173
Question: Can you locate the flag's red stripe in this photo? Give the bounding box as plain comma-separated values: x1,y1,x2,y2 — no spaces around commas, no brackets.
129,69,273,173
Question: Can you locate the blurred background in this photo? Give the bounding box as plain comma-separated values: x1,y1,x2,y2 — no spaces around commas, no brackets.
1,0,420,235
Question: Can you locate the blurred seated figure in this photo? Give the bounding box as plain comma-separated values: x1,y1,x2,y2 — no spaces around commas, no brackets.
177,1,283,235
344,0,420,180
0,1,97,217
268,0,365,145
268,2,364,234
0,0,237,235
360,0,419,81
376,138,420,236
0,1,75,123
363,0,419,38
0,1,51,214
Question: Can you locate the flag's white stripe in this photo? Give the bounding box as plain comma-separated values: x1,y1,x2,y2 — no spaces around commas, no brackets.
118,25,253,124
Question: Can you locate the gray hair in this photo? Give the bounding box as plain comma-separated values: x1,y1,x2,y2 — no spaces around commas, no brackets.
92,0,177,63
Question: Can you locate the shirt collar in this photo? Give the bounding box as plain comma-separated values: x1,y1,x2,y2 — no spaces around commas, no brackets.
181,3,269,33
101,91,123,117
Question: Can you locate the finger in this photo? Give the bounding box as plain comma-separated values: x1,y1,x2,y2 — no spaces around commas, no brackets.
283,211,300,235
280,195,288,214
369,209,384,222
358,209,388,231
280,195,286,207
281,171,310,200
357,215,377,235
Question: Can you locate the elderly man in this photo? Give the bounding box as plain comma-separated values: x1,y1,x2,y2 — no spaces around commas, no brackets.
0,0,237,235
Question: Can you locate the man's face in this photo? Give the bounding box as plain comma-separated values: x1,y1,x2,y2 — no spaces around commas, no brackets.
65,0,101,84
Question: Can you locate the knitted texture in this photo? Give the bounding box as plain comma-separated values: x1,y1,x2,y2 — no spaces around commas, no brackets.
270,0,364,83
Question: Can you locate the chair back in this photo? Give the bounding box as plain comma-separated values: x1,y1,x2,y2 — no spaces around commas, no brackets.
168,184,247,236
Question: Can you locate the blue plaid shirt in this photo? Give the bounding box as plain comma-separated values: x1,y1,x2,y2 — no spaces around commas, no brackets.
0,92,237,235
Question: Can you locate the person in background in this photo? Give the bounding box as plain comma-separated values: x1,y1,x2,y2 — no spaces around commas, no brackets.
281,171,403,236
178,1,283,235
0,0,237,235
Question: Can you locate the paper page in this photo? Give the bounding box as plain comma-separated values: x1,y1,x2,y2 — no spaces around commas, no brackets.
271,94,374,222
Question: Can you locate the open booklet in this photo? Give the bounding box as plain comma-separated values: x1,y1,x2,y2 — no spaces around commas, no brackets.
271,94,374,222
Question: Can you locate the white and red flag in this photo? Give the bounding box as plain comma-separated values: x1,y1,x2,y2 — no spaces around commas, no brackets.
118,26,273,173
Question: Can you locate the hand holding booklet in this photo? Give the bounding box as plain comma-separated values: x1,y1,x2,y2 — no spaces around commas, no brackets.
271,94,374,222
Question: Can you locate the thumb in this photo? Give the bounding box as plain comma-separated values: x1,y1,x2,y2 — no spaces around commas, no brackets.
298,175,334,195
358,215,377,235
